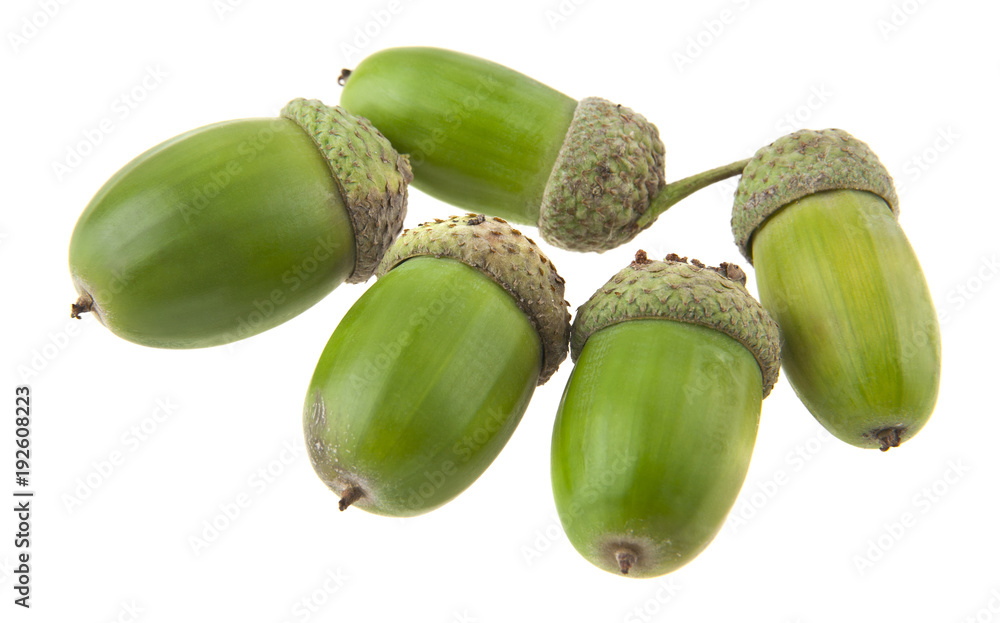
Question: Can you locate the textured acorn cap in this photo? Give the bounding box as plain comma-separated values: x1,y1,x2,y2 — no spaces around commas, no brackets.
732,128,899,263
538,97,666,253
377,214,571,384
282,98,413,282
572,251,781,398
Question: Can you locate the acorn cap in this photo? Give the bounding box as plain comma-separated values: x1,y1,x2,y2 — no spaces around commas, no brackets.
377,214,571,384
282,98,413,283
538,97,666,253
732,128,899,263
572,251,781,398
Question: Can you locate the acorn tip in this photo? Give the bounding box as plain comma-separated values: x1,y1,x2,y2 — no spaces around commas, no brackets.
876,428,903,452
338,485,364,511
616,550,636,575
71,293,93,319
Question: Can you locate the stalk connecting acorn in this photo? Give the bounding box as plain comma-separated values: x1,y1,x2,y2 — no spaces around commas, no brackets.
339,46,749,252
551,251,780,577
732,128,941,450
304,214,570,516
67,98,412,348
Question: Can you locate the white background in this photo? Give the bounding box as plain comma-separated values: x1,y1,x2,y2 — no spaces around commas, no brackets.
3,0,998,621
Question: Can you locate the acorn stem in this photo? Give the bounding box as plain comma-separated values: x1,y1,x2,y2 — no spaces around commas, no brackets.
876,428,903,452
636,157,751,229
616,549,637,575
338,485,364,511
71,292,94,319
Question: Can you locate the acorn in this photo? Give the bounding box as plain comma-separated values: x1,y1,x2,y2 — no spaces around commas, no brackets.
551,251,780,578
68,98,412,347
304,214,570,516
338,46,749,252
732,129,941,451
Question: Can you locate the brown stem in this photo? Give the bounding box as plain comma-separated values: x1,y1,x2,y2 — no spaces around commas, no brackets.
338,485,364,511
71,292,94,319
338,69,352,87
616,549,637,575
876,428,903,452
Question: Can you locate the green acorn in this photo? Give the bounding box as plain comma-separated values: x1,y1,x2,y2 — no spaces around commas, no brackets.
732,129,941,451
68,98,412,348
339,46,749,252
304,214,570,516
551,251,780,578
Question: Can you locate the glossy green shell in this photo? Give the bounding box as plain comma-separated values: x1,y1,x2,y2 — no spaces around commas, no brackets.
340,46,576,224
68,117,356,347
552,320,762,577
340,47,669,252
752,190,941,449
304,257,543,516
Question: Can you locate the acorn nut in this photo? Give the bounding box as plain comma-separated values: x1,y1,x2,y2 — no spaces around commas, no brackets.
339,47,749,252
732,129,941,451
551,251,780,577
304,215,570,516
68,98,412,347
